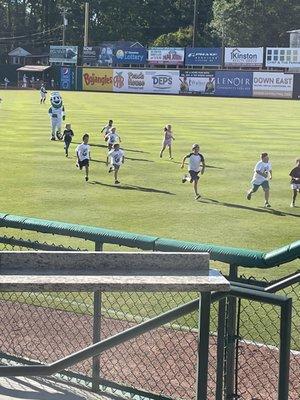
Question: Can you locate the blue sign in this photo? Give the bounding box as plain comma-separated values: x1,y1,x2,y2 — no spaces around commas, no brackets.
185,48,222,66
113,46,147,65
215,71,253,97
60,67,72,90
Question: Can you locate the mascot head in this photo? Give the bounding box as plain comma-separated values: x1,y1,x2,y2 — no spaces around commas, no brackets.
50,92,62,109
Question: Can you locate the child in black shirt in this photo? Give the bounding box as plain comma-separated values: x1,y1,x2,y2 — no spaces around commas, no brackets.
62,124,74,157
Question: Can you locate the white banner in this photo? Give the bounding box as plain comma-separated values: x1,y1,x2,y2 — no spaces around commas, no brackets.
224,47,263,67
49,46,78,64
113,69,180,94
266,47,300,68
148,47,185,65
253,72,294,98
113,69,146,92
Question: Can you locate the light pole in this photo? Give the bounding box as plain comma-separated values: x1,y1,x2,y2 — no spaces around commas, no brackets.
192,0,198,47
62,8,67,45
84,2,89,47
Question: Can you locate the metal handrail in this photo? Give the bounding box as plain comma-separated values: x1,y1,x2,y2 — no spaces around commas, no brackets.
0,284,290,378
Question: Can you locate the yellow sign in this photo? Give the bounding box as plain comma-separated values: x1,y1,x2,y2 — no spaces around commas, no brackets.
82,68,113,91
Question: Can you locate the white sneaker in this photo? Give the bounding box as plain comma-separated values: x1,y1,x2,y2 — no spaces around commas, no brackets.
290,202,295,208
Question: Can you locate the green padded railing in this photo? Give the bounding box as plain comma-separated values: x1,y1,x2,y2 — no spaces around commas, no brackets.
0,213,299,268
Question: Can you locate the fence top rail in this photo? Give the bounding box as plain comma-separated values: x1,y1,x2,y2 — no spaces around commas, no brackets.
0,213,299,269
0,251,230,292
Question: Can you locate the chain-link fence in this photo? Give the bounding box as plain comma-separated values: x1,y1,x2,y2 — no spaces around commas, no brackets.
0,228,298,400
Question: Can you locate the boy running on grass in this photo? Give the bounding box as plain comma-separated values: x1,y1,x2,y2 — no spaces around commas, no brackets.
181,144,205,200
62,123,74,157
246,152,272,208
75,133,91,182
101,119,113,138
289,158,300,207
106,143,125,185
105,127,121,151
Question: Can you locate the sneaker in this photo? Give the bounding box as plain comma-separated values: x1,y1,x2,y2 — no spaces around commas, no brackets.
246,192,252,200
85,176,89,182
290,202,295,208
65,154,68,157
159,154,162,158
264,202,271,208
115,180,120,184
182,175,187,183
195,194,201,200
50,137,56,141
169,157,173,160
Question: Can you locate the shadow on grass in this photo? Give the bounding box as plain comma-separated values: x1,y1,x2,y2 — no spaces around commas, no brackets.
90,181,175,195
72,141,149,154
125,156,154,163
170,161,224,169
90,158,106,164
197,198,300,218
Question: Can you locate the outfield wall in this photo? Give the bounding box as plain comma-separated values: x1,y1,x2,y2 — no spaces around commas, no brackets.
77,67,300,100
1,64,300,99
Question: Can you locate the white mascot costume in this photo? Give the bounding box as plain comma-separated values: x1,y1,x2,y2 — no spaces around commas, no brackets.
48,92,65,140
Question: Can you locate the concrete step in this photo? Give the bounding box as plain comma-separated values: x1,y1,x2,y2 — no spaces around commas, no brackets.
0,376,116,399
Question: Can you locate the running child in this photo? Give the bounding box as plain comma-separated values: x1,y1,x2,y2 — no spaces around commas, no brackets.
105,127,121,151
75,133,91,182
40,84,47,104
246,152,272,208
106,143,125,185
101,119,113,137
62,124,74,157
289,158,300,207
160,124,175,159
181,144,205,200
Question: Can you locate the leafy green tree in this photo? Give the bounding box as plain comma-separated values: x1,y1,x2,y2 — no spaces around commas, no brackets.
211,0,300,47
152,26,215,47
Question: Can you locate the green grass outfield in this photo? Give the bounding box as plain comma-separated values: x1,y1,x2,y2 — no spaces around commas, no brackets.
0,90,298,251
0,90,299,348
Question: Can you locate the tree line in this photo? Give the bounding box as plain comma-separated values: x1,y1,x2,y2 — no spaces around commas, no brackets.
0,0,299,56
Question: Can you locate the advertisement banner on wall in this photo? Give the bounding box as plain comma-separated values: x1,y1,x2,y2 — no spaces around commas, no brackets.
83,45,115,66
179,71,215,95
185,48,222,66
49,46,78,64
82,47,100,65
215,71,253,97
145,70,180,93
82,68,113,91
113,69,146,92
113,46,147,65
224,47,263,67
253,72,294,98
266,48,300,68
60,66,75,90
292,74,300,99
148,47,185,65
113,69,180,94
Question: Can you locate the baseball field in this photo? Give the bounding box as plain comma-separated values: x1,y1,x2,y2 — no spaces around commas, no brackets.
0,90,298,277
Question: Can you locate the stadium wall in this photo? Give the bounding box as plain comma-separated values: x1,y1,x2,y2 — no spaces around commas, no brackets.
76,67,300,100
1,65,300,100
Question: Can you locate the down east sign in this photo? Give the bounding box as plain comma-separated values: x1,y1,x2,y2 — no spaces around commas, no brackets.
225,47,263,67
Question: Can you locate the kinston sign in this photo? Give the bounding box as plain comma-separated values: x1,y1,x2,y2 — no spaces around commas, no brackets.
224,47,263,67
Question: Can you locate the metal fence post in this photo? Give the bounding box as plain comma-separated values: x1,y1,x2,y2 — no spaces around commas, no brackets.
196,292,211,400
278,298,292,400
92,291,101,392
95,241,103,251
225,264,238,400
216,298,226,400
